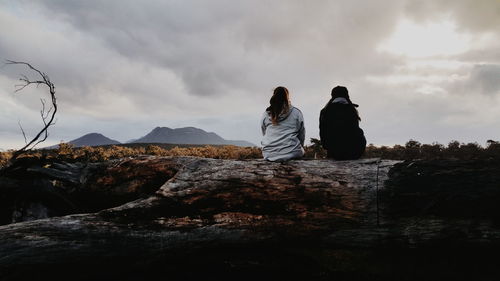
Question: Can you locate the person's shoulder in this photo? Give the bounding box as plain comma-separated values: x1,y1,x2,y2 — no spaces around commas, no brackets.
321,102,336,113
261,111,270,122
330,103,352,109
290,107,304,119
291,106,303,114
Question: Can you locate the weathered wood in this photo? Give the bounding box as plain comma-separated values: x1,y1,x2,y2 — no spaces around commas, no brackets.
1,156,500,280
0,156,182,224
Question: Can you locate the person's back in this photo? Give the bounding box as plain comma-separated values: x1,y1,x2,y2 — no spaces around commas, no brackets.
261,87,305,162
320,86,366,160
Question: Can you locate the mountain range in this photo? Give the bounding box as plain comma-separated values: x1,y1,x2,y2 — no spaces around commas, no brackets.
60,127,255,147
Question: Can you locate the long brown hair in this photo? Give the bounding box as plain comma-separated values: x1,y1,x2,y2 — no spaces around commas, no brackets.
266,86,290,125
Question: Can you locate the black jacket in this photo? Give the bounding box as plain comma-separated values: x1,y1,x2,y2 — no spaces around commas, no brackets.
319,102,366,160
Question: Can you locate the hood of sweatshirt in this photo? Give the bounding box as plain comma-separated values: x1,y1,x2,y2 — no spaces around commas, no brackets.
267,106,294,122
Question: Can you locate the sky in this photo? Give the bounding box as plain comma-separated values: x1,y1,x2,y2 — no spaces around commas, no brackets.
1,0,499,150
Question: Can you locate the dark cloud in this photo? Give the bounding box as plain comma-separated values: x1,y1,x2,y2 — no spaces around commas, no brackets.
458,48,500,64
16,0,403,97
461,64,500,96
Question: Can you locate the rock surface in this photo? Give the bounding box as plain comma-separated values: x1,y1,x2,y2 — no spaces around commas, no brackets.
1,156,500,281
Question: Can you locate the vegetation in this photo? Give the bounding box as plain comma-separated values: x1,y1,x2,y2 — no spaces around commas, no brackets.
1,139,499,168
0,143,262,168
0,150,13,168
363,139,500,160
305,138,500,160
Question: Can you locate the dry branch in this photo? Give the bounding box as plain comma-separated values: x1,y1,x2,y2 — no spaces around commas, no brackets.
5,60,57,161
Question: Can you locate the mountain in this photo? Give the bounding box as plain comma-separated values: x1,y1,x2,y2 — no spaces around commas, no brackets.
131,127,255,147
67,133,121,147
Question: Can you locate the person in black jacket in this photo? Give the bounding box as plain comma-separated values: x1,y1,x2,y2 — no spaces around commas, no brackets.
319,86,366,160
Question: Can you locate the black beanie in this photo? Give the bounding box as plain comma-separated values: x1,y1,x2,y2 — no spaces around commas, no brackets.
331,86,349,99
331,86,358,107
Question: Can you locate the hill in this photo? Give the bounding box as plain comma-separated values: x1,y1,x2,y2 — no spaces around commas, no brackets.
131,126,255,147
66,133,121,147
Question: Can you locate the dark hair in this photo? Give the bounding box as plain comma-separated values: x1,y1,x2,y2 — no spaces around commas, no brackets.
330,85,361,121
267,86,290,125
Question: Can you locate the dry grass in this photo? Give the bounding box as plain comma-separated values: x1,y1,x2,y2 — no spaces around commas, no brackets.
0,143,263,167
0,150,13,168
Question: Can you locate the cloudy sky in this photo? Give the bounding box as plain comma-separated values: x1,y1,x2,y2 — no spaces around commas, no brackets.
1,0,499,150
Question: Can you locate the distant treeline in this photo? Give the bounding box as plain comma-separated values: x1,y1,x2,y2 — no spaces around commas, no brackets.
1,139,500,168
306,138,500,160
367,139,500,160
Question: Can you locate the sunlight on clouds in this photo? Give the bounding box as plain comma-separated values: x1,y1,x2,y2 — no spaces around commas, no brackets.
367,73,466,85
415,85,446,95
378,19,472,58
371,17,478,97
403,60,469,70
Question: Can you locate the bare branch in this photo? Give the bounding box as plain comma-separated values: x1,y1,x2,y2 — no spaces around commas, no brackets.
5,60,58,161
40,98,53,120
45,107,53,119
18,120,28,145
14,80,46,93
40,98,46,114
6,60,48,81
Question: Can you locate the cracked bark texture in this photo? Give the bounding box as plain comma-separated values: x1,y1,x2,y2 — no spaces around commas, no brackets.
1,156,500,281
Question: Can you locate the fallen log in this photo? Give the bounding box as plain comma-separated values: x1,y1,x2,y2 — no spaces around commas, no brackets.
0,156,181,224
1,156,500,280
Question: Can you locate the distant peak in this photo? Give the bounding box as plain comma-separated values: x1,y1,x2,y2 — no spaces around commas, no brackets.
152,126,172,131
82,133,105,137
176,127,205,132
67,132,121,147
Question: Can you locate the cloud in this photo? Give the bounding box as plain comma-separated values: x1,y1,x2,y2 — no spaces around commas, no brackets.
468,64,500,95
0,0,499,149
404,0,500,33
449,64,500,96
16,0,403,96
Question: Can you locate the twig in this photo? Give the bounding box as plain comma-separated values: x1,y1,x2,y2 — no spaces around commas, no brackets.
18,120,28,144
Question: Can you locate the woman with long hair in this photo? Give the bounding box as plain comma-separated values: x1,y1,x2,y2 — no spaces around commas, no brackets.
261,86,305,161
319,85,366,160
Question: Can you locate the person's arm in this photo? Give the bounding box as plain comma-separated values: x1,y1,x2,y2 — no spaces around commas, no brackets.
261,112,267,136
297,110,305,147
319,108,328,149
347,107,360,127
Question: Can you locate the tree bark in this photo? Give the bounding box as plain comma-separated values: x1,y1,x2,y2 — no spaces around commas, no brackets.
1,157,500,280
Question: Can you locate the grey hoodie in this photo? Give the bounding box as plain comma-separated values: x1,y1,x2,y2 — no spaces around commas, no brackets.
261,106,305,161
